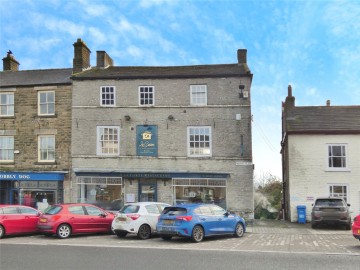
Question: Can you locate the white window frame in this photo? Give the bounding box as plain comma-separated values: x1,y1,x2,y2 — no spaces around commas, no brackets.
38,135,55,162
100,86,116,107
187,126,212,157
0,136,14,162
0,92,14,116
328,184,349,203
38,91,55,115
190,85,207,105
97,126,120,156
326,144,348,171
139,86,154,106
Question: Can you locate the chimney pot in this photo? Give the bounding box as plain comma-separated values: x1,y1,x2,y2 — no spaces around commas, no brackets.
326,100,331,106
288,84,292,97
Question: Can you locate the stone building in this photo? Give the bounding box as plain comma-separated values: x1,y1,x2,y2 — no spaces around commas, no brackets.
0,51,72,210
281,85,360,222
71,39,254,217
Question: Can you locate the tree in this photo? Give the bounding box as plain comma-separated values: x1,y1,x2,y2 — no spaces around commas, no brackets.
254,172,282,219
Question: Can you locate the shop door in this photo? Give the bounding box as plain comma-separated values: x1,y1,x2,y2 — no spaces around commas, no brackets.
10,189,19,204
139,184,157,202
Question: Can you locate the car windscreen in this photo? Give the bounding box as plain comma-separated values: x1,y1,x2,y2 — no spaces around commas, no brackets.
119,205,140,214
43,205,62,215
162,207,187,215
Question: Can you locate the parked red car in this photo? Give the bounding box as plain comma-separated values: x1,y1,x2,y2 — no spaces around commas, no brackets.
0,205,41,238
352,215,360,241
37,203,115,238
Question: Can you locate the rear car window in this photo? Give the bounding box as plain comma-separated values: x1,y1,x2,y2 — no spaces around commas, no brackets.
44,205,62,215
19,207,38,215
162,207,187,215
145,204,160,214
120,205,140,214
315,199,345,207
2,207,18,214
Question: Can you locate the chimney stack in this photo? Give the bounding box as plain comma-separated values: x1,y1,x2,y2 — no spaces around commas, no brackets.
285,84,295,108
96,51,114,68
2,51,20,71
237,49,247,64
73,38,91,74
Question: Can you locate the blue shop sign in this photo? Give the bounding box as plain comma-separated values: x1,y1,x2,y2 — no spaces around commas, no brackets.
0,172,64,181
136,125,158,157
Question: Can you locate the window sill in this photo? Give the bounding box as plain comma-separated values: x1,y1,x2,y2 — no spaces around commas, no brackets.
0,115,15,119
37,114,57,118
35,161,57,165
0,161,15,165
325,168,351,172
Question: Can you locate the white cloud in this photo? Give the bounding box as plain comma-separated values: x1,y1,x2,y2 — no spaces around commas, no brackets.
126,45,143,59
88,27,107,44
139,0,176,8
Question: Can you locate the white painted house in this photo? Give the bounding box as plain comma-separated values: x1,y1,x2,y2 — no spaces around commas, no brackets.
281,85,360,222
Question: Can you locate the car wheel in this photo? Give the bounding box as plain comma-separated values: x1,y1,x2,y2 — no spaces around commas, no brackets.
191,225,204,243
234,222,244,237
115,231,128,238
345,223,351,230
137,224,151,240
0,225,5,239
161,235,172,241
57,224,71,239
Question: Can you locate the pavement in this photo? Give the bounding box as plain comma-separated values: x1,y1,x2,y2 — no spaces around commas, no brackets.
1,219,360,255
242,219,360,255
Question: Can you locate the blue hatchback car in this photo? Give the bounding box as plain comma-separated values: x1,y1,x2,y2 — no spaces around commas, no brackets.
156,204,246,242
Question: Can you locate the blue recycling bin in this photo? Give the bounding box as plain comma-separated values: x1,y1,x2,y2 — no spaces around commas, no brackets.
297,205,306,224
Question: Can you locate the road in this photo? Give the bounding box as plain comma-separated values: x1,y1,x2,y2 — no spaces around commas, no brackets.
0,231,359,270
1,243,359,270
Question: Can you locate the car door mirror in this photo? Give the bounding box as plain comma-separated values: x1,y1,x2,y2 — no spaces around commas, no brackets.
224,211,230,217
99,213,107,218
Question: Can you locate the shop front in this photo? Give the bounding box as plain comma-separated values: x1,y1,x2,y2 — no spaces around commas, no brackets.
74,171,229,210
0,172,65,210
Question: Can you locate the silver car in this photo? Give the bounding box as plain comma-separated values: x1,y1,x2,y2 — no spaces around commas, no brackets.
311,197,351,229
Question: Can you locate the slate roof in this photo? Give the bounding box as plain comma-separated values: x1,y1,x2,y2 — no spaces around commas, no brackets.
72,63,251,80
285,105,360,133
0,68,72,87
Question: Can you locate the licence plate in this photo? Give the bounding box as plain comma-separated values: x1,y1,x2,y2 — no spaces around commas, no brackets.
163,220,174,225
118,217,127,222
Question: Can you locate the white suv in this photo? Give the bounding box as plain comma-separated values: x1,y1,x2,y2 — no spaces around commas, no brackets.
112,202,170,239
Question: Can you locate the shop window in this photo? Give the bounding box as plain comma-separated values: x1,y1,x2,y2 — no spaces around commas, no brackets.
174,186,226,209
77,176,123,211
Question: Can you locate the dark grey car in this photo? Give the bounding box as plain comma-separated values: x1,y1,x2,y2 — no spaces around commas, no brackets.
311,197,351,229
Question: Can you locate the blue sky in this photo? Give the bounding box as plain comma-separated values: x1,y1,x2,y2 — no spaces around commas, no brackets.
1,0,359,180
